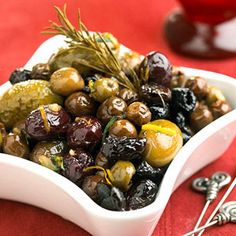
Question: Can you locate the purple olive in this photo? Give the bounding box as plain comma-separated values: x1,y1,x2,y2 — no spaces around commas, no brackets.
25,104,71,141
63,148,94,184
67,116,103,150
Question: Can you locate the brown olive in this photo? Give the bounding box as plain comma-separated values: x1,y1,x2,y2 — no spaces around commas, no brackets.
109,119,137,138
65,91,96,116
171,66,186,88
118,88,139,105
50,67,85,96
126,102,151,126
185,76,208,100
2,132,29,158
210,100,232,119
82,174,104,200
96,96,127,124
190,103,214,132
95,151,110,168
31,63,51,80
206,86,226,106
30,140,67,171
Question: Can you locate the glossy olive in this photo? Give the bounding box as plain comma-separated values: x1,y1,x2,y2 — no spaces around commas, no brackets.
109,119,137,138
31,63,51,80
210,100,232,119
50,67,85,96
126,102,151,126
185,76,208,100
82,175,104,200
110,160,136,191
90,77,119,102
96,96,127,124
190,103,214,132
25,104,71,141
2,132,29,158
30,140,67,166
67,116,103,150
65,91,96,116
118,88,139,105
63,148,94,184
206,86,226,106
140,119,183,167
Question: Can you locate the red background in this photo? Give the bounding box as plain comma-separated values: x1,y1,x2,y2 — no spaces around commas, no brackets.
0,0,236,235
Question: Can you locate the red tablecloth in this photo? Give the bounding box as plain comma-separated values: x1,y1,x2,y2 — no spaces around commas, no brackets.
0,0,236,235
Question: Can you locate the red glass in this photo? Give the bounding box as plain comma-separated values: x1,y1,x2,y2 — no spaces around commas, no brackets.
164,0,236,58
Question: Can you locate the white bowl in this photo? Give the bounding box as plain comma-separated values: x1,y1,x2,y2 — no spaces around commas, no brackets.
0,36,236,236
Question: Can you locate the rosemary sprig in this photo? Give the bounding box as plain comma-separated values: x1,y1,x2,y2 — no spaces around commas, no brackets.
45,5,140,92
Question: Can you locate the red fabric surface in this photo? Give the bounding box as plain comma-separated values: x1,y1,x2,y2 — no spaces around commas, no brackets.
0,0,236,235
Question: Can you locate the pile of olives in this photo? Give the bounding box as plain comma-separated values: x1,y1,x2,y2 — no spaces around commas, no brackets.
0,37,232,211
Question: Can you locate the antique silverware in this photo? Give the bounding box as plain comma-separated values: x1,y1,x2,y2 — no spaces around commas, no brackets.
191,172,231,234
183,201,236,236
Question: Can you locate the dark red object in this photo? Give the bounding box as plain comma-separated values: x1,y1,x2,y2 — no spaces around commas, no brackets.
67,116,102,150
0,1,236,236
165,0,236,58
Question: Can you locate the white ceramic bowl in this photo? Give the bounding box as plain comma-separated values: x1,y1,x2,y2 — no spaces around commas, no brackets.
1,36,236,236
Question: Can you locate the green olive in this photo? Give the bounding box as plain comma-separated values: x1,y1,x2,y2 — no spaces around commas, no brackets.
140,119,183,167
0,80,63,129
50,67,85,96
90,78,119,102
110,160,136,191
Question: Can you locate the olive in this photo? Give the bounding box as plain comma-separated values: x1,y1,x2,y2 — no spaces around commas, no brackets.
50,67,85,96
149,103,170,120
31,63,51,80
0,80,63,129
126,102,151,126
67,116,102,150
90,77,119,102
171,66,186,88
139,51,172,87
118,88,139,105
101,136,146,161
110,160,136,191
210,100,232,119
185,76,208,100
82,174,104,200
96,183,126,211
9,68,32,84
95,151,110,168
30,140,67,172
65,91,96,116
63,148,94,185
0,122,7,151
140,84,171,104
96,96,127,124
140,119,183,167
25,104,71,141
127,179,158,210
2,132,29,158
83,74,100,93
190,103,214,132
109,119,138,138
135,161,168,184
206,86,226,106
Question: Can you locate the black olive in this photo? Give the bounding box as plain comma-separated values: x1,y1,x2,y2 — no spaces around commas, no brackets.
149,103,170,120
101,136,146,161
127,179,158,210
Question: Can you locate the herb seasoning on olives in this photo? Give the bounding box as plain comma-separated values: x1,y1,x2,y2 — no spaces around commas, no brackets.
0,5,233,212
